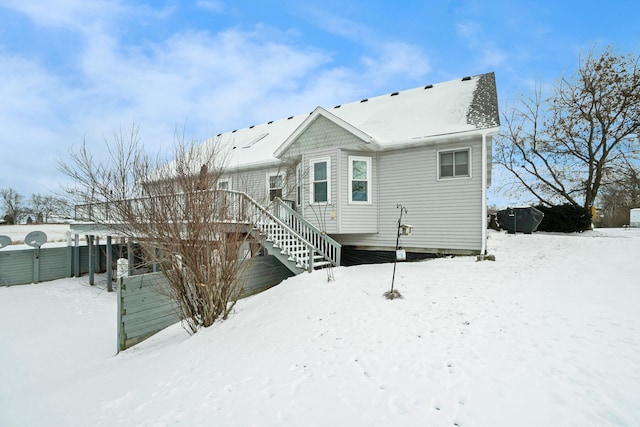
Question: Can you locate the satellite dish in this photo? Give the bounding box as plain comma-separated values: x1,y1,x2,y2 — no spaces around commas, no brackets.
0,235,11,249
24,231,47,248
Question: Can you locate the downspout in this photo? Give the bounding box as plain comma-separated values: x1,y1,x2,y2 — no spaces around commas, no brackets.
480,131,489,257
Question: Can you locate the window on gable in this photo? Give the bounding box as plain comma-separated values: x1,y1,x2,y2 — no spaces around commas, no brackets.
349,156,372,203
310,158,330,203
268,173,284,201
439,149,470,179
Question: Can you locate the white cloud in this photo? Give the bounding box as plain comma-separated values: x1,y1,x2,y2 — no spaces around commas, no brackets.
298,8,431,89
0,0,127,31
0,2,435,196
455,20,507,70
195,0,224,13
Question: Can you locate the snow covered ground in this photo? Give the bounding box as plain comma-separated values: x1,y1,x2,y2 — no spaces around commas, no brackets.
0,223,72,245
0,229,639,426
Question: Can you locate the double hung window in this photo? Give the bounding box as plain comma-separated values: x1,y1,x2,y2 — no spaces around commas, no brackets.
268,173,284,201
349,156,371,204
310,158,330,203
439,149,470,178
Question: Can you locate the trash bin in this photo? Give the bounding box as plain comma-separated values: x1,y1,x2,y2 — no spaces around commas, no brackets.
496,207,544,234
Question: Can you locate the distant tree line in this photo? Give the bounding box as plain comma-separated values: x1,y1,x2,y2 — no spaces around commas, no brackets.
0,188,71,225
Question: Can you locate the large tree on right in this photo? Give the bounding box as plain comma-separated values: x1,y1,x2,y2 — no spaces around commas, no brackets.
496,46,640,211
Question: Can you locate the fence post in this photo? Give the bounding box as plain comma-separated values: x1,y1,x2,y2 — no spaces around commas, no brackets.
74,234,80,277
66,232,72,277
106,236,113,292
32,248,40,284
88,235,95,285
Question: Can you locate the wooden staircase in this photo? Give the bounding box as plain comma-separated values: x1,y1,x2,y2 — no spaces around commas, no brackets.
231,192,341,274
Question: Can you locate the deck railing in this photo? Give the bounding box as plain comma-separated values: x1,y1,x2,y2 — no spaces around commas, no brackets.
272,198,341,267
74,190,339,272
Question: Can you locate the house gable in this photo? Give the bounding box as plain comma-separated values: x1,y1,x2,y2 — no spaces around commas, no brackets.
286,115,364,155
275,107,377,159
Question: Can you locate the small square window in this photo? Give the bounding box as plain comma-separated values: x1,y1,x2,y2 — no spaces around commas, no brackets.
439,149,470,178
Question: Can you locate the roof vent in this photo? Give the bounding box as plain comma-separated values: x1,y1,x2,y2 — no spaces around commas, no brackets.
424,84,433,89
360,98,368,103
287,116,294,120
232,129,237,133
462,76,471,81
216,133,222,137
249,125,255,129
268,121,274,124
334,105,341,109
390,92,399,96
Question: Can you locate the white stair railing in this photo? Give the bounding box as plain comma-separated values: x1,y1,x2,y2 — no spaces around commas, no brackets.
74,190,339,272
224,190,327,271
272,198,341,267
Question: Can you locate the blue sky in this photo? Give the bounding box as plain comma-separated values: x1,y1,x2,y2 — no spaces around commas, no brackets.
1,0,638,206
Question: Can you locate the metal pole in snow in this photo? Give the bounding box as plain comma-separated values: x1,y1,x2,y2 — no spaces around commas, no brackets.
390,204,407,294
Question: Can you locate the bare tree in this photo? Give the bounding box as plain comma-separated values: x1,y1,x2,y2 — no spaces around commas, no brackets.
29,194,69,223
495,46,640,210
59,124,255,333
598,154,640,226
0,188,24,224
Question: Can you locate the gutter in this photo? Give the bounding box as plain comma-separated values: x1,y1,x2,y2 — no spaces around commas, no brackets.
480,128,498,257
374,126,500,151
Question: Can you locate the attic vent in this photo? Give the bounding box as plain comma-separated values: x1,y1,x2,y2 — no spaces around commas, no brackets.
232,129,237,133
334,105,341,109
287,116,294,120
268,121,274,124
424,84,433,89
242,133,268,149
360,98,368,103
390,92,399,96
216,133,222,137
462,76,472,81
249,125,255,129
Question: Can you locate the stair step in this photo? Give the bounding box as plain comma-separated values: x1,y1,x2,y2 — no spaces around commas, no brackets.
313,261,332,269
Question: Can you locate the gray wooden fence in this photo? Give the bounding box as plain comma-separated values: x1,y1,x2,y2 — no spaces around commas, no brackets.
117,272,181,351
117,255,294,351
0,244,111,286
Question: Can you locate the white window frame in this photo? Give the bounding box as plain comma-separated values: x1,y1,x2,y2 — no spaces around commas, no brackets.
348,156,372,204
217,178,232,190
267,171,286,201
437,148,472,180
309,157,331,204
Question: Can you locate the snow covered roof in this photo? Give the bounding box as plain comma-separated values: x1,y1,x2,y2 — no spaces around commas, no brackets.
202,72,499,171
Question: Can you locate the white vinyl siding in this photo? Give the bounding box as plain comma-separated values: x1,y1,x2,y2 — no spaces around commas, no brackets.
348,156,372,204
295,163,302,208
299,149,338,233
336,138,484,253
286,115,364,153
338,151,377,233
310,158,331,204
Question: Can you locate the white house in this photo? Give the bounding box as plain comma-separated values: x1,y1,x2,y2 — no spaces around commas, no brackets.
73,72,499,276
194,72,499,264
